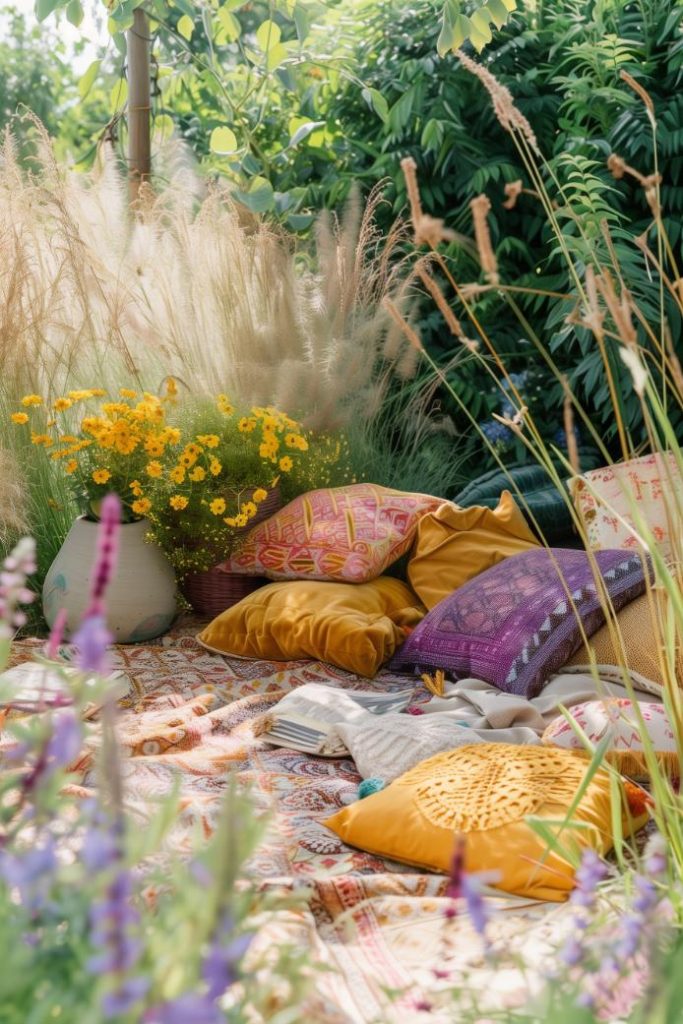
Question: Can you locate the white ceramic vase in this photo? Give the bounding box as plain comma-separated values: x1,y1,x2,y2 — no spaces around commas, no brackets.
42,516,177,643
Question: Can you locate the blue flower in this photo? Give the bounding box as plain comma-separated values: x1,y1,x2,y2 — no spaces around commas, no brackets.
72,613,113,676
479,419,512,446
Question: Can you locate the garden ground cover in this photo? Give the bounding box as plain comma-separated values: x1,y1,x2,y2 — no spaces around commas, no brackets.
6,619,574,1022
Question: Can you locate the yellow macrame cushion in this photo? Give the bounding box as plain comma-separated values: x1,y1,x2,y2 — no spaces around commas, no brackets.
407,491,540,609
324,744,649,902
197,576,425,678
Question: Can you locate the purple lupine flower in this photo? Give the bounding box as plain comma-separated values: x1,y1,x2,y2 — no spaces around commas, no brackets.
479,419,512,447
45,607,68,661
144,993,224,1024
72,613,113,676
570,849,608,910
643,832,668,878
202,918,253,1000
560,935,585,967
44,710,82,774
461,874,489,943
86,493,121,618
0,838,57,911
87,867,148,1019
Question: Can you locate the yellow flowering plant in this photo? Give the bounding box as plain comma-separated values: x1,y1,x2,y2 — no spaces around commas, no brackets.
142,396,321,575
9,386,181,523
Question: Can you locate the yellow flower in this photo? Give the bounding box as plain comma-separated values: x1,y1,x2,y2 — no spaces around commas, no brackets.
209,458,222,477
165,378,178,397
217,394,234,415
197,434,220,448
102,402,129,417
209,498,226,516
132,497,152,516
185,443,202,457
144,437,165,456
279,456,293,472
189,466,206,482
65,459,78,474
179,452,196,468
92,469,111,484
21,394,42,407
170,466,186,484
259,442,278,460
119,388,137,399
238,417,256,434
146,461,163,478
11,412,29,424
54,398,73,412
68,389,97,401
161,427,181,445
223,516,238,527
31,433,53,447
89,389,107,397
170,495,189,511
252,488,268,503
130,480,143,497
285,432,309,451
234,513,248,528
242,501,257,518
115,436,138,455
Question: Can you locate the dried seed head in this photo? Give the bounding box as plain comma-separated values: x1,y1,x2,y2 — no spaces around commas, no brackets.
607,154,627,180
455,50,539,153
382,297,424,352
400,156,423,232
470,194,499,286
619,70,654,114
414,214,457,248
416,266,464,337
502,180,523,210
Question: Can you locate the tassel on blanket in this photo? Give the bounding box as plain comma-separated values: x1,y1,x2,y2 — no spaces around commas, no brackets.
421,669,446,698
609,749,680,783
252,713,273,737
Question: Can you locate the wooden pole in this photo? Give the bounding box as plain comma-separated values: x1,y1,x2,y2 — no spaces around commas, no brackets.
127,8,151,202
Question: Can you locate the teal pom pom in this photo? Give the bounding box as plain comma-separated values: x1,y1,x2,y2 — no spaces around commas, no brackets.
358,777,385,799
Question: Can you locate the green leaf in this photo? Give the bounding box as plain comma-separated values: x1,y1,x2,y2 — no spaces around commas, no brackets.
256,19,281,51
266,43,288,71
66,0,83,25
234,176,275,213
154,114,175,140
293,4,309,42
362,87,389,124
78,59,101,99
177,13,194,40
216,6,241,42
109,77,128,113
486,0,512,29
287,213,315,231
288,120,325,147
210,126,238,153
35,0,60,21
470,9,493,44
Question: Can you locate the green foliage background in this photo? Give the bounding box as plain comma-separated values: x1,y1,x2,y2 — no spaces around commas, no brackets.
1,0,682,488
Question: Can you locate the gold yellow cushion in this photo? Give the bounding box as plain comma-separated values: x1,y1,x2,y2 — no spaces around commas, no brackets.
324,744,648,901
197,576,425,677
407,491,540,609
566,590,681,689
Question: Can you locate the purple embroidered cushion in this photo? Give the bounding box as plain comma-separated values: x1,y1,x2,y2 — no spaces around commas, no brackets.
391,548,650,698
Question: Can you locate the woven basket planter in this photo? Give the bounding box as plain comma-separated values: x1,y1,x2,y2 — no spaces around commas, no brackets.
179,485,281,618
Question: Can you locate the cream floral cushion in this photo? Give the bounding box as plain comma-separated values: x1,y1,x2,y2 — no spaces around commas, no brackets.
570,452,683,560
542,698,678,780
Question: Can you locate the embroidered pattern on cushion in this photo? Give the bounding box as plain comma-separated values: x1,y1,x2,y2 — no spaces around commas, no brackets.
392,547,650,698
220,484,444,582
570,452,683,559
399,745,589,832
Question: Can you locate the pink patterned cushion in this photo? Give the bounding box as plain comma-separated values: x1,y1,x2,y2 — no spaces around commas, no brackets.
219,484,444,582
542,698,678,781
570,452,683,560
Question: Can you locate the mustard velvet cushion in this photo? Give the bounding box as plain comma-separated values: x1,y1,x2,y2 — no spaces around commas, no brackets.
324,744,649,901
197,576,425,677
407,491,540,609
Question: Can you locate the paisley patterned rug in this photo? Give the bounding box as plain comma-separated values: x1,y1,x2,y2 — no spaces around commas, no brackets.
8,617,570,1023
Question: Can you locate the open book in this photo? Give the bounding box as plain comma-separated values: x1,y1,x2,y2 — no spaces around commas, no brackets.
0,662,131,717
256,684,415,756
